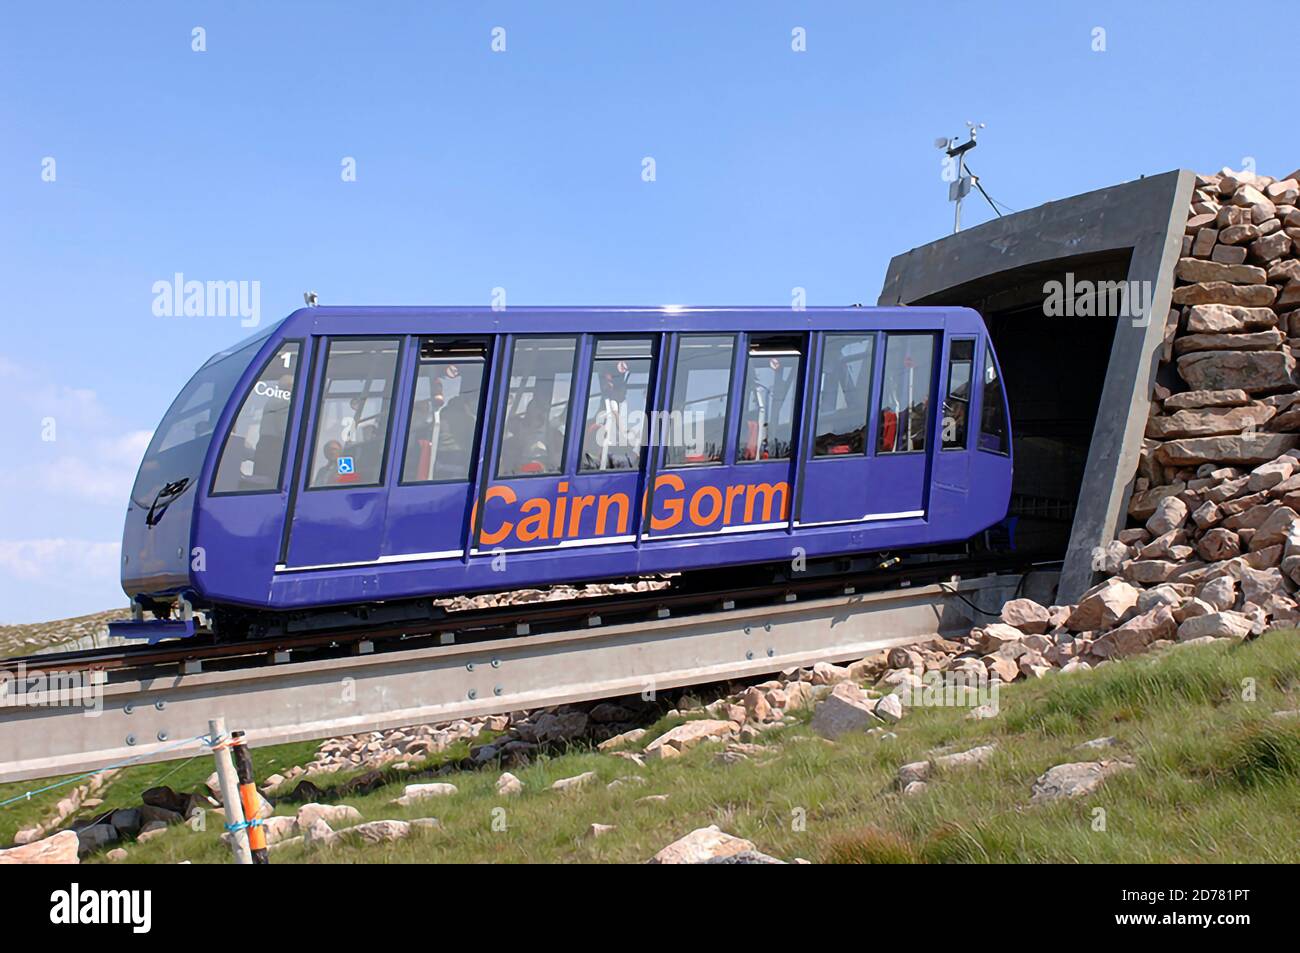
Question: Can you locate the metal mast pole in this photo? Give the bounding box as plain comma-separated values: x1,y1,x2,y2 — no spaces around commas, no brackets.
954,148,966,234
937,122,984,235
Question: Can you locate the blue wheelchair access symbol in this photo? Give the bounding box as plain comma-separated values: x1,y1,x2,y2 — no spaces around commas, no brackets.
337,456,355,475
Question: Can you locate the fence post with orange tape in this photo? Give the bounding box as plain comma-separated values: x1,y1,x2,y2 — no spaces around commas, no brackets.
207,717,253,865
229,730,270,864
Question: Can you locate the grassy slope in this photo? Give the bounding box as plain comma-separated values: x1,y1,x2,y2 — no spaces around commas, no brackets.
0,608,123,658
0,742,321,847
8,633,1300,863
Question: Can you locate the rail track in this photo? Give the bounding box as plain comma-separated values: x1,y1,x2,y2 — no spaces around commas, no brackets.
1,554,1040,678
0,558,1059,784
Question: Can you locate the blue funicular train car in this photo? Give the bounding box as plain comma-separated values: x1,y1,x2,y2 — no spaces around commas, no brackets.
116,306,1012,640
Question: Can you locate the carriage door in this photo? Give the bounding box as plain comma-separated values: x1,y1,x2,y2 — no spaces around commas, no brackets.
797,331,936,527
283,337,403,569
869,332,938,519
474,335,583,553
383,338,491,563
798,332,878,527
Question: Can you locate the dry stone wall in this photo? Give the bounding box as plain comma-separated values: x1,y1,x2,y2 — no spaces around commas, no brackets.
962,165,1300,676
1128,164,1300,613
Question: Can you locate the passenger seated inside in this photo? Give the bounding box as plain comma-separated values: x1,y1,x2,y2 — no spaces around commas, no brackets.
314,439,345,485
432,393,477,478
582,367,639,470
502,398,564,475
406,384,479,481
312,426,378,486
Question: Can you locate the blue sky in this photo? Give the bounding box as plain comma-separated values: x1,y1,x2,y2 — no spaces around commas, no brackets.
0,0,1296,623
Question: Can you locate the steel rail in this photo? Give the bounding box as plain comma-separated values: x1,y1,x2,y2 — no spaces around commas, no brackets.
0,570,1054,784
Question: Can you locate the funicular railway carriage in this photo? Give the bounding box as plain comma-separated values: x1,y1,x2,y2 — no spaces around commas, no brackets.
119,306,1013,639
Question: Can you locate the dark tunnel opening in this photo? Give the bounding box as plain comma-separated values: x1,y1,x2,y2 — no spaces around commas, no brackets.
914,251,1130,559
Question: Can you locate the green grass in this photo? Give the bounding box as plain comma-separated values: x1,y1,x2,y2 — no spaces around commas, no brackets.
0,740,321,846
0,772,84,845
9,633,1300,863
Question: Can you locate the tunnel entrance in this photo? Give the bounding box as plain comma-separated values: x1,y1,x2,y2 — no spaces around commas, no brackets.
913,251,1129,559
879,170,1191,599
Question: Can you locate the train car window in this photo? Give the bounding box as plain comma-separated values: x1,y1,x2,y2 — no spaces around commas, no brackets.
877,333,935,454
580,338,654,471
401,342,487,484
211,342,302,494
738,338,802,462
813,334,875,456
497,336,577,477
665,335,734,467
941,339,974,450
307,339,401,488
978,346,1009,454
131,339,260,507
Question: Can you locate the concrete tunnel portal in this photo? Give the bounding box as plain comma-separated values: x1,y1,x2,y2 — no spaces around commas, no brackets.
879,170,1197,603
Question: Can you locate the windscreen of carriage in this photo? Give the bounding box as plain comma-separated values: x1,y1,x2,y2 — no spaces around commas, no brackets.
814,333,875,456
307,339,400,488
402,340,487,483
580,338,653,471
497,337,577,477
978,344,1009,454
738,335,802,462
877,333,936,454
666,335,734,467
130,338,262,507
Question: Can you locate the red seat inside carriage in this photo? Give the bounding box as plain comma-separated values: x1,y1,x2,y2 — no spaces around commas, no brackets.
880,409,898,452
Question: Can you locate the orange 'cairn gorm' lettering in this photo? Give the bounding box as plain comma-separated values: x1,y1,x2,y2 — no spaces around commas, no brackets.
475,476,789,545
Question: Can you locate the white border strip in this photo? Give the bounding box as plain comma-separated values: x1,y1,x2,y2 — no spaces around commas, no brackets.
647,521,789,541
793,509,925,529
276,510,925,573
277,549,464,573
470,534,638,557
